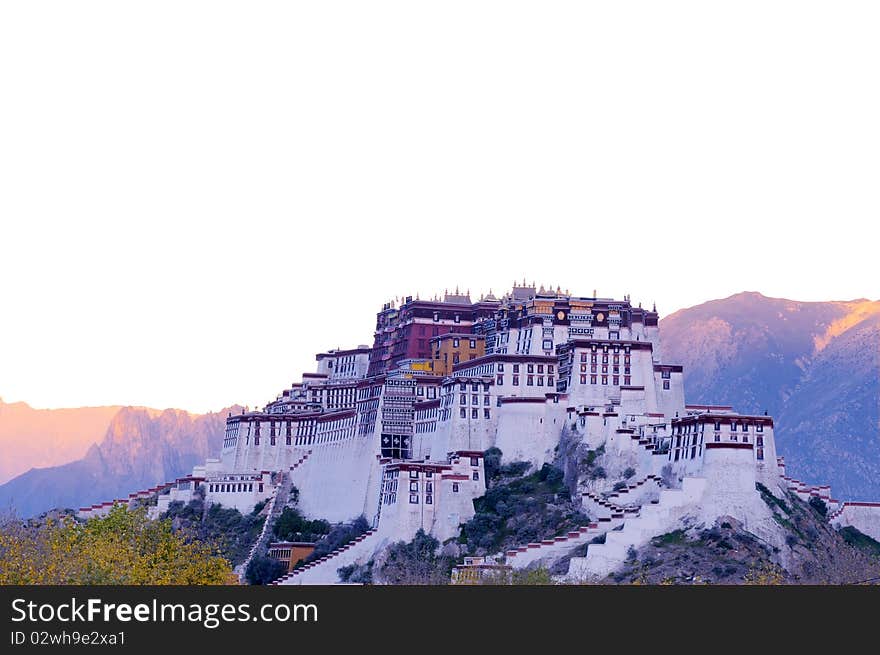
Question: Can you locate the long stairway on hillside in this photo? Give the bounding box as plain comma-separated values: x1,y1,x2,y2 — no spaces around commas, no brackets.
566,476,707,580
272,529,382,585
237,472,291,582
503,516,626,570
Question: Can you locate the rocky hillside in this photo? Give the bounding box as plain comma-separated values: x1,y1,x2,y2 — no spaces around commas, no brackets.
661,292,880,500
0,398,122,484
0,406,237,517
577,490,880,585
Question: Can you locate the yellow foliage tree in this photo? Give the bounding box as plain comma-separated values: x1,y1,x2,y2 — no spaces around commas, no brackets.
0,506,237,585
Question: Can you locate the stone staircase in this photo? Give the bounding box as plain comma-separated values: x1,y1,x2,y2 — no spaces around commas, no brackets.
272,529,380,585
77,480,179,519
503,516,626,570
567,477,707,580
581,474,662,518
237,471,291,583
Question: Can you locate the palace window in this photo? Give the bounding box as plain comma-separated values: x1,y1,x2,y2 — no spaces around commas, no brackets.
513,376,519,386
472,408,478,419
602,376,608,385
661,370,671,379
613,376,619,386
548,376,554,386
663,380,670,390
410,495,419,504
452,483,459,493
470,339,476,348
460,394,466,405
537,376,544,386
484,409,491,419
425,495,433,504
580,375,587,384
590,375,597,384
527,364,534,373
757,448,764,460
460,408,466,419
473,471,479,481
497,375,504,385
513,364,520,373
527,375,534,386
757,424,763,432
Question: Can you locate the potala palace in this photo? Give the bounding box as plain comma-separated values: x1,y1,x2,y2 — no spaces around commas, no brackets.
77,283,880,583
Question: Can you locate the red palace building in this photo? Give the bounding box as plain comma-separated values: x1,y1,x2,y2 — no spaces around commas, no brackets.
367,290,500,377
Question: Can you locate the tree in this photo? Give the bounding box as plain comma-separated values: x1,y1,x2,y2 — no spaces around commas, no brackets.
377,530,453,584
0,505,236,585
483,447,503,480
246,555,287,585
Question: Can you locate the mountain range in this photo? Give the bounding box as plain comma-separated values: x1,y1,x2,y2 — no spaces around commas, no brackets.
662,292,880,500
0,399,122,485
0,405,237,518
0,291,877,517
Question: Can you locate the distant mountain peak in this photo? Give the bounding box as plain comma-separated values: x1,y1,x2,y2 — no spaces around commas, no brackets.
813,300,880,353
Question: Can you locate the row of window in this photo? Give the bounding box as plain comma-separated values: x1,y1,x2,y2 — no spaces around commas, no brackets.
208,482,263,493
579,374,632,386
496,375,555,387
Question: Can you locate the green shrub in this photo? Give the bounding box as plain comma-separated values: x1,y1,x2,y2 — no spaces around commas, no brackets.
462,463,588,554
808,496,828,517
839,526,880,558
162,499,264,566
338,561,373,584
500,461,531,477
300,516,370,565
273,507,331,542
652,529,687,547
623,467,636,479
245,555,286,585
483,447,503,480
378,530,453,584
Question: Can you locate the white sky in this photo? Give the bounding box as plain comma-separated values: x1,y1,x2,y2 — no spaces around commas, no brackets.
1,2,877,413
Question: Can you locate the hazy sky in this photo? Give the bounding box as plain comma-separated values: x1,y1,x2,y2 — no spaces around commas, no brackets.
1,2,877,413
